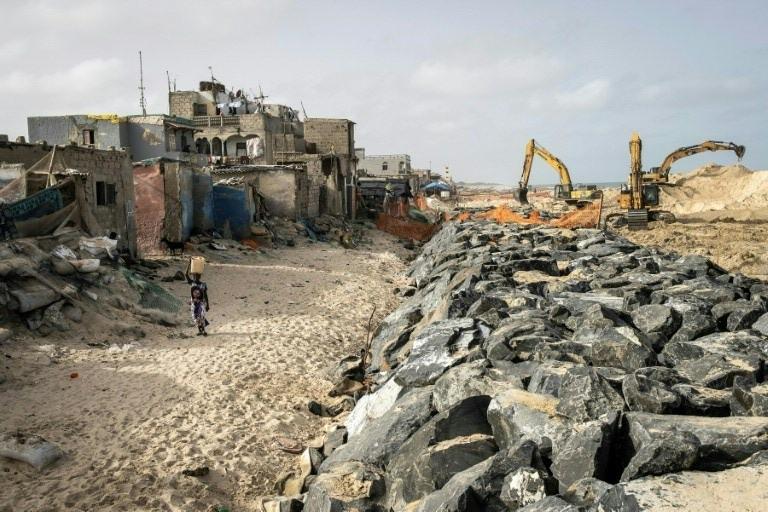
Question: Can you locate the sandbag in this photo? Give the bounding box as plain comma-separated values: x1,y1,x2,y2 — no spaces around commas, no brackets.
70,259,100,273
0,432,64,470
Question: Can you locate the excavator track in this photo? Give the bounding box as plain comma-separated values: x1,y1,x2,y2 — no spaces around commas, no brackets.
627,208,649,230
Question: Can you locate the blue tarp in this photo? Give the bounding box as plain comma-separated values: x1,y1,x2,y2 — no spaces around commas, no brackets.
422,181,451,192
192,173,214,232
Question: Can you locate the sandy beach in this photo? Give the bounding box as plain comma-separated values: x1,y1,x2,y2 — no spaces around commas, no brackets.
0,230,408,511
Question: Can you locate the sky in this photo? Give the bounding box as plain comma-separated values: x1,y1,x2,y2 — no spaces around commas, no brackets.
0,0,766,184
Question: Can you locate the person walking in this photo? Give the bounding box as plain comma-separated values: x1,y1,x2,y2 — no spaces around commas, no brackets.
185,261,210,336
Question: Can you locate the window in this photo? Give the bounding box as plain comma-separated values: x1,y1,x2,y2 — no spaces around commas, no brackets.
382,161,388,171
399,161,405,172
193,103,208,116
82,129,95,145
236,142,247,157
96,181,117,206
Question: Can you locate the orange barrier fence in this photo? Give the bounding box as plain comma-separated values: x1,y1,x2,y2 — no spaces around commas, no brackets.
448,195,603,229
376,213,439,241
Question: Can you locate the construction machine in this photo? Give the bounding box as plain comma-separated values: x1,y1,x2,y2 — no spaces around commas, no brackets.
514,139,599,205
615,132,675,230
643,140,745,184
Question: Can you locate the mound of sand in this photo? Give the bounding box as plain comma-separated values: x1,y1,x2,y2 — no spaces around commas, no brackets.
662,164,768,220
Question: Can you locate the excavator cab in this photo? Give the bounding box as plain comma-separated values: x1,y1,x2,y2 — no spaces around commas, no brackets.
553,183,572,200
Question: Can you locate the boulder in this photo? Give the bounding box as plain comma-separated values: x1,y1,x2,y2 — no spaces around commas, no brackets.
668,309,717,343
597,465,768,512
561,478,612,508
321,387,434,469
572,326,656,371
752,312,768,336
367,303,422,371
413,440,547,512
630,304,681,338
731,381,768,417
487,388,568,455
622,372,682,414
385,396,496,508
322,426,347,458
555,367,625,423
484,312,564,362
393,318,477,387
623,412,768,470
345,378,403,436
303,461,385,512
550,414,617,491
432,361,522,413
9,282,60,313
516,496,578,511
527,361,576,397
499,467,548,510
672,384,731,416
621,430,700,481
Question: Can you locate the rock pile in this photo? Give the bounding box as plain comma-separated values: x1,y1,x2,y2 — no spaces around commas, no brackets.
291,221,768,511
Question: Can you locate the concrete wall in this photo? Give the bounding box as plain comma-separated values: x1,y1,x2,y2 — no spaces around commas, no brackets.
0,141,51,169
169,91,198,119
358,154,411,176
192,172,214,232
27,116,124,150
133,163,166,256
304,118,354,155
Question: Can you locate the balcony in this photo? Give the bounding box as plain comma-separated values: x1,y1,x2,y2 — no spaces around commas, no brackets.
192,115,241,128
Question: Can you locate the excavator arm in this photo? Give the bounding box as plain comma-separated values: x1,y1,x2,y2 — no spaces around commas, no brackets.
646,140,745,183
514,139,573,203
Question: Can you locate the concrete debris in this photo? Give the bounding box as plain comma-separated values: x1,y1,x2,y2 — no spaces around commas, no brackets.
277,220,768,510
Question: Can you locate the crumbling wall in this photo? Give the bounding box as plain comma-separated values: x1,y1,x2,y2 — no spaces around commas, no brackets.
304,119,354,155
133,163,166,256
0,141,51,169
255,169,300,219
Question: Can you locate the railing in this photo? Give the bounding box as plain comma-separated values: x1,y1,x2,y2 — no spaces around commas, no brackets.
192,115,241,128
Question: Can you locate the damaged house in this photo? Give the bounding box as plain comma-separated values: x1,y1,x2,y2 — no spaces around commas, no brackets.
210,165,311,239
0,143,136,255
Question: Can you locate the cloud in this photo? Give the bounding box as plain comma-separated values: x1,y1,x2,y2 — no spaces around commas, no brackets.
0,58,129,96
411,55,561,96
637,77,754,105
553,79,612,110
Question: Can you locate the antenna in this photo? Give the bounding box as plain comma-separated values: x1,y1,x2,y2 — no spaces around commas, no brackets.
300,101,309,120
138,51,147,116
208,66,215,83
166,70,171,93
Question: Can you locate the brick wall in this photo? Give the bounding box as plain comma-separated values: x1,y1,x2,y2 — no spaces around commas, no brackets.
0,141,51,169
169,92,198,118
304,119,354,155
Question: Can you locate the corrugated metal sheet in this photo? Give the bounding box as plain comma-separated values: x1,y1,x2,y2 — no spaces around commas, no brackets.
213,185,252,239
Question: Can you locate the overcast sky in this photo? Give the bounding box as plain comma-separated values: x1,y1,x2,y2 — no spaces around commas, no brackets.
1,0,766,184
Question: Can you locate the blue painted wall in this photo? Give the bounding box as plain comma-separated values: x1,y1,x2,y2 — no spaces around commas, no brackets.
213,185,252,239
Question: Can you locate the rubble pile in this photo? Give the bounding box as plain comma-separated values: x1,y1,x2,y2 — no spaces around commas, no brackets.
0,232,181,344
283,221,768,511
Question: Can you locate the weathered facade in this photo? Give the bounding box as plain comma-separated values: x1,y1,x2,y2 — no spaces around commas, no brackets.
211,165,313,226
27,114,201,164
356,149,411,177
169,82,305,165
0,143,137,254
132,158,210,257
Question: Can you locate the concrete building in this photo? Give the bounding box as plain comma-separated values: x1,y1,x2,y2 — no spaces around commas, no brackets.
169,81,305,165
0,142,137,255
209,165,314,235
26,114,200,164
356,149,411,177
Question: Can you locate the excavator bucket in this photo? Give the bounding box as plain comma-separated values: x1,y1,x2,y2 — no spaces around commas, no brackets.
513,187,529,204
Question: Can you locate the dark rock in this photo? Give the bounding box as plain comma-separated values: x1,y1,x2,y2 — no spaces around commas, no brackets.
731,381,768,417
433,361,523,413
621,430,700,481
556,367,625,422
499,467,548,510
385,396,497,508
668,309,717,343
573,326,657,371
321,387,433,469
630,304,681,338
752,312,768,336
413,440,547,512
623,412,768,470
322,426,347,458
622,373,681,414
561,477,612,507
551,414,617,491
527,360,576,397
484,312,565,362
367,303,422,371
516,496,578,511
303,461,384,512
672,384,731,416
394,319,477,387
487,388,568,455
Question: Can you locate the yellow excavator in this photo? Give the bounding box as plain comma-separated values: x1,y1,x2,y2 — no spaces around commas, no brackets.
615,132,673,230
643,140,745,184
514,139,599,205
